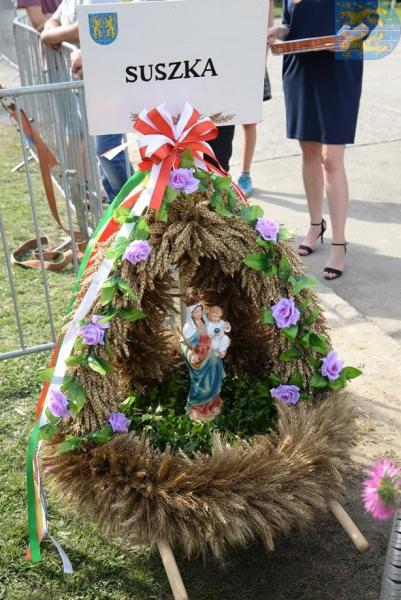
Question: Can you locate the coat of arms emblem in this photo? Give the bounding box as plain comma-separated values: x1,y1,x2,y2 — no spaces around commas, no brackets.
89,13,118,45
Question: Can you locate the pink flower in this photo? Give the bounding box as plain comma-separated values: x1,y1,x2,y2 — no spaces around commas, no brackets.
108,411,131,433
255,217,279,242
122,240,151,265
321,351,344,382
362,459,401,520
48,387,71,419
79,322,105,346
169,168,199,194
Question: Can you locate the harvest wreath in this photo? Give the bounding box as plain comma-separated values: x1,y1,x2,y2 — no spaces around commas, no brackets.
27,105,367,596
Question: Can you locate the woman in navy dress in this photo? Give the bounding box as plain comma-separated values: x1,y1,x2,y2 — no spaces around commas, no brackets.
267,0,378,279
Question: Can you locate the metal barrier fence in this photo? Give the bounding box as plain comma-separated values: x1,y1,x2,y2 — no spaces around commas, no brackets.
12,16,104,222
0,0,18,66
0,81,103,361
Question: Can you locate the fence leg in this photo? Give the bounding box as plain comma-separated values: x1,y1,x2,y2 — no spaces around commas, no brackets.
328,499,369,553
11,153,34,173
157,539,189,600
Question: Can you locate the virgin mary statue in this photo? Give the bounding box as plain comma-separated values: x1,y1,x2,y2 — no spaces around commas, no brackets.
181,304,225,421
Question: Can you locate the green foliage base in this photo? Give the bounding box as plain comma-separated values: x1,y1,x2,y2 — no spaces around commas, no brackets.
120,369,278,455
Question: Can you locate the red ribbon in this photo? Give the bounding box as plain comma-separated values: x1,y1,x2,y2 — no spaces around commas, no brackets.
133,103,220,211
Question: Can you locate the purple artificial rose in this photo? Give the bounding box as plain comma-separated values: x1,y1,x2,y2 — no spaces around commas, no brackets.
122,240,152,265
271,297,300,329
91,315,110,330
169,168,199,194
255,217,280,242
79,322,105,346
270,384,300,406
108,411,131,433
48,387,71,419
321,351,344,382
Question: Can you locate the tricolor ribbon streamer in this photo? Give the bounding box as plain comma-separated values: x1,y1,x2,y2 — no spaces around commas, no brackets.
26,103,236,570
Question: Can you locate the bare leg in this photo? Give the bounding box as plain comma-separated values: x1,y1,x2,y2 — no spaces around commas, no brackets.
322,144,348,277
241,123,257,174
298,141,325,255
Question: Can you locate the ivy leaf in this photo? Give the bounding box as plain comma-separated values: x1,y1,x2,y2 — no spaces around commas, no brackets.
298,299,310,313
36,367,55,382
86,425,113,445
64,378,86,415
278,254,293,283
243,252,270,272
277,227,293,242
279,347,303,362
260,307,275,325
307,355,321,368
39,422,59,441
213,176,232,192
310,373,328,389
210,192,233,217
65,354,88,367
179,148,194,168
328,375,347,391
194,170,211,181
309,333,329,355
163,185,178,203
101,276,119,306
134,218,150,241
73,337,85,352
300,333,311,348
304,307,320,327
116,278,137,301
120,395,137,409
226,189,238,211
88,355,112,376
96,355,113,373
290,370,303,388
269,373,281,387
57,436,84,454
156,203,169,222
342,366,363,381
106,236,129,260
264,264,277,277
118,308,145,322
101,286,117,306
238,205,264,225
112,207,135,224
97,310,119,324
290,275,320,296
45,408,61,424
283,324,298,343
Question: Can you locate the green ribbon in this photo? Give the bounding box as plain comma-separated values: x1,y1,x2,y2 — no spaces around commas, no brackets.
66,168,148,314
26,167,148,562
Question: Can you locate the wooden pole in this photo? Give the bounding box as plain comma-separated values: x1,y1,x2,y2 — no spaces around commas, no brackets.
328,499,369,553
157,539,189,600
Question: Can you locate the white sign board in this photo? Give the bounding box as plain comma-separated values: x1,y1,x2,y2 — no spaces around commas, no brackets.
78,0,269,135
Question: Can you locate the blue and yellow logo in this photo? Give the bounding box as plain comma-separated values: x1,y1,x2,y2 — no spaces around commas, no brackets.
89,13,118,45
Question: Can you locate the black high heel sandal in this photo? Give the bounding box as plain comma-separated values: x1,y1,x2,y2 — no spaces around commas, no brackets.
298,219,327,256
323,242,347,280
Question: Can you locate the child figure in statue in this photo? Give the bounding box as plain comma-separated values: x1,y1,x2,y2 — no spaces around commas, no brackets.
206,305,231,358
181,304,229,422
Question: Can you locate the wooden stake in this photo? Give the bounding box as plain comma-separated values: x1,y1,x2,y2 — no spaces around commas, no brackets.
328,499,369,553
157,539,189,600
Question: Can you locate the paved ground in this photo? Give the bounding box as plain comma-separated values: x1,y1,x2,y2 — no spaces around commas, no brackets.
231,40,401,345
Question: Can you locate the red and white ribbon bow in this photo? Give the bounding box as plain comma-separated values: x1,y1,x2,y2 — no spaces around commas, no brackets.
133,102,219,211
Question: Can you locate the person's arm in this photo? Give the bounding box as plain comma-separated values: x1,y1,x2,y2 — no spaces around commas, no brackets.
25,5,46,30
41,21,79,48
267,0,289,45
70,48,83,78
